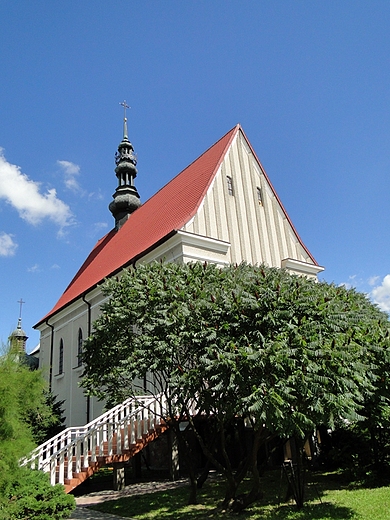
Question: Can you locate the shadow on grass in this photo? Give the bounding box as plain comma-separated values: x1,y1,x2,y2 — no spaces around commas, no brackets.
91,497,355,520
90,474,357,519
313,467,390,493
271,502,354,519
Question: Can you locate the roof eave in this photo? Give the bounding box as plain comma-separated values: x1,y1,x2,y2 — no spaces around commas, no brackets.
33,229,178,329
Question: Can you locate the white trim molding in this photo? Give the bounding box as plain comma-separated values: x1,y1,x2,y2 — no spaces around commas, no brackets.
140,230,231,265
281,257,325,278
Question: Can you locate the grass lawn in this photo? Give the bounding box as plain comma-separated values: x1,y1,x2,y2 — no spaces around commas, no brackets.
89,470,390,519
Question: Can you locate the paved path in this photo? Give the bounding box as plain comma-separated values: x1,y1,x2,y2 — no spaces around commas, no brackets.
69,506,132,519
68,477,189,519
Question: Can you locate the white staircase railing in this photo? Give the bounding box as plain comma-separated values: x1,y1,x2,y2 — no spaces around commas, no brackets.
21,394,166,487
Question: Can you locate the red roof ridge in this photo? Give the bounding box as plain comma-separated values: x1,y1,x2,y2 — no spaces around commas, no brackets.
162,124,239,228
115,124,239,236
61,229,116,293
141,124,240,203
35,125,239,327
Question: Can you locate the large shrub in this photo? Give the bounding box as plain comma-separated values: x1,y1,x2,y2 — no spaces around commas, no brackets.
0,346,75,519
0,468,75,520
82,261,390,509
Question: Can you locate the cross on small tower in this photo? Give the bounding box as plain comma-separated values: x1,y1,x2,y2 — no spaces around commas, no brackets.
17,298,25,320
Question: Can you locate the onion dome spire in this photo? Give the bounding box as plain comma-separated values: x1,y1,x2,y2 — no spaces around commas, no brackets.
109,101,141,230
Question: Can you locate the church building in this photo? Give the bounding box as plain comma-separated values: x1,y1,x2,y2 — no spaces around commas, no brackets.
34,116,324,428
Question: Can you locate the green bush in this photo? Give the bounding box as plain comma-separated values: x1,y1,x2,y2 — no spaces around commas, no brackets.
0,468,75,520
0,347,75,519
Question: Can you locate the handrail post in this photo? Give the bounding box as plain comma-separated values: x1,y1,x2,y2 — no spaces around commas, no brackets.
66,445,73,481
137,410,142,440
130,416,136,445
108,423,113,456
123,417,129,450
83,434,89,469
75,438,81,474
58,451,65,485
99,424,104,456
91,429,97,463
50,457,56,485
117,423,122,455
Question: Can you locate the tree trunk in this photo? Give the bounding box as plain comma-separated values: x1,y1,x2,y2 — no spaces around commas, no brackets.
230,427,264,512
197,460,210,489
221,477,238,509
187,469,198,505
282,436,306,509
168,420,199,505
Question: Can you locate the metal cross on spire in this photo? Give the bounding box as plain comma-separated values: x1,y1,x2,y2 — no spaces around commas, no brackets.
119,100,130,139
17,298,25,320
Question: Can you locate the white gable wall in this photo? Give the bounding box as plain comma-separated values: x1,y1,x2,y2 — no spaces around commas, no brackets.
183,131,316,273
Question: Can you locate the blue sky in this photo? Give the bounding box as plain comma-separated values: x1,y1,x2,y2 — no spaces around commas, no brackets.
0,1,389,351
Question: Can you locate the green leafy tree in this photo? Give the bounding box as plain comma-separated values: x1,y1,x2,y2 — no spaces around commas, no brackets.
0,344,75,519
27,391,66,446
320,319,390,480
82,262,390,510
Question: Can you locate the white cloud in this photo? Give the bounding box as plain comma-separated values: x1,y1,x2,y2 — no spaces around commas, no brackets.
93,222,109,234
0,150,73,229
27,263,41,273
57,160,83,193
339,274,358,290
368,276,380,287
371,275,390,313
88,191,104,201
0,232,17,256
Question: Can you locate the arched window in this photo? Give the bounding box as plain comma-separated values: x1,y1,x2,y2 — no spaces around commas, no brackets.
77,328,83,367
59,339,64,375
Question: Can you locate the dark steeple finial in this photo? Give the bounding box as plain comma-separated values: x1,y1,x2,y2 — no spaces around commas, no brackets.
109,101,141,230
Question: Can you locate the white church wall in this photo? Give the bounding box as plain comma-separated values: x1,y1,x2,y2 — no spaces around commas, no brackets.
36,288,106,427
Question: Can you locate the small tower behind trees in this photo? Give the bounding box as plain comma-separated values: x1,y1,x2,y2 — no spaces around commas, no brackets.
9,298,28,354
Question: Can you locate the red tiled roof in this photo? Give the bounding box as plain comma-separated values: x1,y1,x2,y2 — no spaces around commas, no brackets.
36,125,239,326
36,124,318,327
